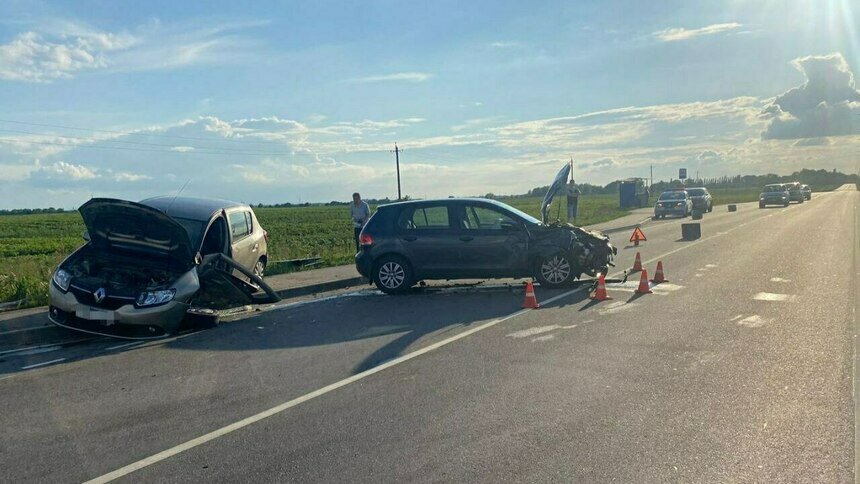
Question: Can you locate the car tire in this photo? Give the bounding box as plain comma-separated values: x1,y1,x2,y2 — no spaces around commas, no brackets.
535,253,574,288
784,202,789,207
253,258,266,278
708,204,713,213
373,256,414,294
759,203,765,209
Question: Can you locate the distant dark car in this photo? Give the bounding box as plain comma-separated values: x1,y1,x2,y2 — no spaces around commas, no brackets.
355,164,618,295
653,190,692,219
783,182,805,203
801,184,812,200
685,187,713,212
759,184,790,208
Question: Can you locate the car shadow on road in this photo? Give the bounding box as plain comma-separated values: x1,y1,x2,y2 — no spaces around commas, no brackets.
165,287,546,375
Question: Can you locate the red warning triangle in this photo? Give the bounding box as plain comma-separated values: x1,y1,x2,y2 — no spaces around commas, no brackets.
629,226,647,243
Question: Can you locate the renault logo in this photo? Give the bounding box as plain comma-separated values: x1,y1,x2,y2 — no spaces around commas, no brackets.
93,287,106,303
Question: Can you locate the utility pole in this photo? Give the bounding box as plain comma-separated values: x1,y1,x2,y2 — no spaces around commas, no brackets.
391,143,402,200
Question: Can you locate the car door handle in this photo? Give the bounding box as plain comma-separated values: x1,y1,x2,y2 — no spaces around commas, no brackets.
459,236,474,242
402,236,418,242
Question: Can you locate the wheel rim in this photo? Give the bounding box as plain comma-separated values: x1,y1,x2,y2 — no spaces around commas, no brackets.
541,256,571,284
379,261,405,289
253,261,265,277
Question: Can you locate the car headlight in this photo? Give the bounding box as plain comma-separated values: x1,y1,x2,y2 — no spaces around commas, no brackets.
52,269,72,292
675,202,684,207
136,289,176,307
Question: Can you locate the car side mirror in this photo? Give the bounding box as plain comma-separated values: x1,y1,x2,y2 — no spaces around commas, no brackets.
82,231,90,242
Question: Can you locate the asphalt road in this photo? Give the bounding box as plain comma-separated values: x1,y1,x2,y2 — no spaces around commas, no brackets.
1,187,857,483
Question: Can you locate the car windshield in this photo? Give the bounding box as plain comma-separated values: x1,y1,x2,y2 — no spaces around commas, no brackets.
659,192,687,200
495,203,542,225
172,217,207,250
763,185,785,192
686,188,705,196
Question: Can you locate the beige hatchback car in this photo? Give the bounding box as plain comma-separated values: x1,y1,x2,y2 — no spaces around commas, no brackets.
48,197,279,339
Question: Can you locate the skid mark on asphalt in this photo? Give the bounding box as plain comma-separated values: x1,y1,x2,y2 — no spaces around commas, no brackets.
596,301,640,315
752,292,797,302
736,315,770,328
607,282,684,294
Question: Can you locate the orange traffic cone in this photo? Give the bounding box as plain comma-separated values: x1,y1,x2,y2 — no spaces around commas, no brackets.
590,273,612,301
651,261,667,284
631,252,643,272
635,268,652,294
522,280,540,309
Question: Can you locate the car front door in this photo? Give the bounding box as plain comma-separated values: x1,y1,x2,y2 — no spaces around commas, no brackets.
394,203,461,278
454,202,529,278
227,209,258,272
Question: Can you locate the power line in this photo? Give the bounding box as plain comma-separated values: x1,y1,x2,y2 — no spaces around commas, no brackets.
0,136,326,157
0,118,303,147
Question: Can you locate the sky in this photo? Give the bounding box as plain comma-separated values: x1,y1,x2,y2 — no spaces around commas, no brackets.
0,0,858,209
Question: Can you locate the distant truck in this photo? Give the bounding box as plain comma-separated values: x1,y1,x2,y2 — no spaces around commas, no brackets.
619,178,650,208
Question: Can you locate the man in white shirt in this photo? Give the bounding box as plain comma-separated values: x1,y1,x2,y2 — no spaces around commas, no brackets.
349,192,371,252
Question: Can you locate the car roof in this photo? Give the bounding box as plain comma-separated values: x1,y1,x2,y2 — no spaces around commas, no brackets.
377,197,513,210
139,196,248,221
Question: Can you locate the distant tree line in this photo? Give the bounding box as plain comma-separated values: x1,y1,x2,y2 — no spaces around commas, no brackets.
0,207,66,216
522,168,859,197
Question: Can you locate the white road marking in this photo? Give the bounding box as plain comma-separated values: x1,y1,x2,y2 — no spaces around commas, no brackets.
0,326,51,336
85,203,784,483
21,358,65,370
531,335,555,342
507,325,561,338
705,264,718,268
0,345,60,357
730,314,744,321
770,277,791,283
606,281,683,294
737,315,769,328
105,342,143,351
753,292,797,302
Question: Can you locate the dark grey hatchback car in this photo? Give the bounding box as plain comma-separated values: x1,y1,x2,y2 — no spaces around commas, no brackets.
355,197,617,294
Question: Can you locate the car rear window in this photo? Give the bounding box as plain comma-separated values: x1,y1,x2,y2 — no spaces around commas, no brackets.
397,205,450,230
686,188,705,196
659,192,686,200
228,211,250,239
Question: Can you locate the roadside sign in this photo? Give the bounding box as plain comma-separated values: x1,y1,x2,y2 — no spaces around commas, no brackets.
679,168,687,179
630,226,647,246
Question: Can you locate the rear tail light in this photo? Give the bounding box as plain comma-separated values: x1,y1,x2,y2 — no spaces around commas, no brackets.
359,233,374,245
263,230,270,242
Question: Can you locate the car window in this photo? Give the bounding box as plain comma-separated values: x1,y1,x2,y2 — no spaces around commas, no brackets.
463,205,516,230
397,205,450,230
659,192,686,200
228,211,250,239
244,211,253,234
687,188,705,196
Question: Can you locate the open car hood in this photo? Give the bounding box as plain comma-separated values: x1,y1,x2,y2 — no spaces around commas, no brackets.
540,163,571,224
79,198,195,267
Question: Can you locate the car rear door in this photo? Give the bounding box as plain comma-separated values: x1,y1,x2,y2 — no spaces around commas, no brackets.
226,209,259,272
393,203,461,278
454,202,529,278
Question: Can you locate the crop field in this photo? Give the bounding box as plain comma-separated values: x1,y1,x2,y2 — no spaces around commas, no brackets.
0,195,626,308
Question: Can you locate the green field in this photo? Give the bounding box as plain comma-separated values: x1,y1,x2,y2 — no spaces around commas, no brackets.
0,195,627,308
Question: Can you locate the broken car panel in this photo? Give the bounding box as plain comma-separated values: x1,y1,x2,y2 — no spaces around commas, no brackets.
49,197,279,339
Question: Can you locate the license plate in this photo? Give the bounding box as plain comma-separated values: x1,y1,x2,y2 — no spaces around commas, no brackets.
76,306,116,322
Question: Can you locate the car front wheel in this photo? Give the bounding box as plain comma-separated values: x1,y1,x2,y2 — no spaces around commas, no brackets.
373,256,413,294
535,253,574,288
253,258,266,278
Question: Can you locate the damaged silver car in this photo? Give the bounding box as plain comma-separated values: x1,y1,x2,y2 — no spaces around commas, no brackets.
48,197,280,339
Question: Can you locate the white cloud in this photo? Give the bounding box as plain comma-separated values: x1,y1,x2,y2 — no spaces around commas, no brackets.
489,41,519,48
762,53,860,139
170,146,195,152
345,72,432,83
113,172,150,182
653,22,742,42
40,161,98,180
0,19,264,82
